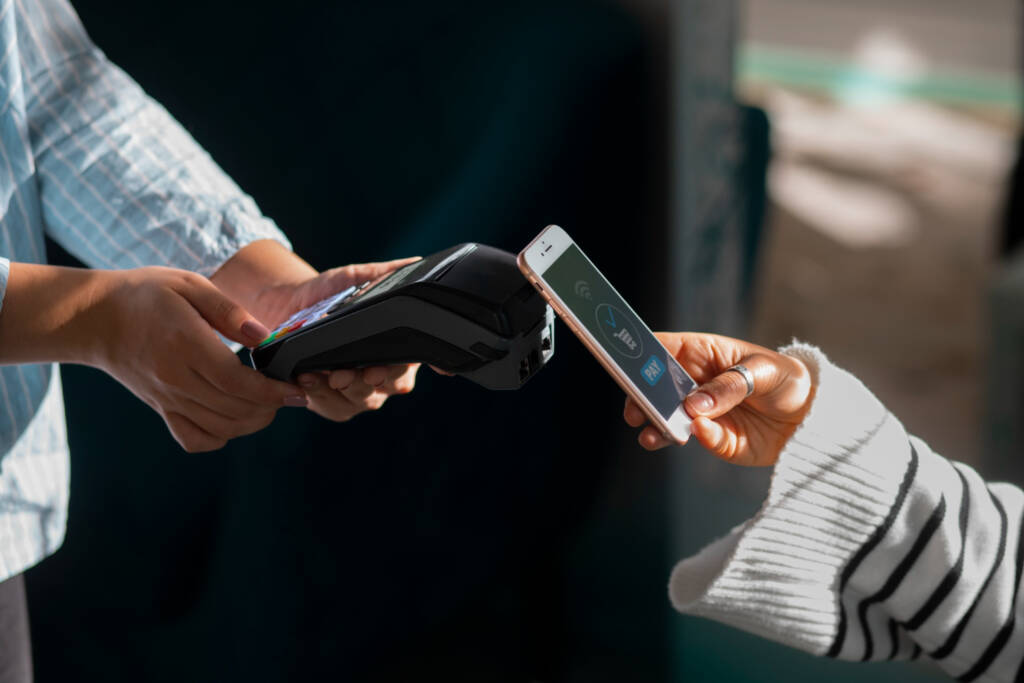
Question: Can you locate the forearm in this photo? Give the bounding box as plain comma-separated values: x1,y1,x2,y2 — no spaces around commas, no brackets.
0,262,109,366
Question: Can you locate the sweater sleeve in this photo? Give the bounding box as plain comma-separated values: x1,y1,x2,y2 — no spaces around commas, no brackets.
669,343,1024,682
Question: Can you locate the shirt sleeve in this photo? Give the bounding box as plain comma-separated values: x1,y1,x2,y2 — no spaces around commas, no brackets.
16,0,290,274
669,343,1024,682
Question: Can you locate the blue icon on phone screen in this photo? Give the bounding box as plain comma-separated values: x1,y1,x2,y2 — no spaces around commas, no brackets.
641,355,665,386
595,303,642,359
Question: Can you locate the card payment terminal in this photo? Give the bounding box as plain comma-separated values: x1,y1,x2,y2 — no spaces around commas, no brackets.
249,244,555,390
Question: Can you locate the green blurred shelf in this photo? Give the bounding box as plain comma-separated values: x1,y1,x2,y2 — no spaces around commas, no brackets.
738,43,1022,113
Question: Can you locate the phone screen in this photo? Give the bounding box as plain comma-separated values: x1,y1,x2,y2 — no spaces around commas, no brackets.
541,244,696,419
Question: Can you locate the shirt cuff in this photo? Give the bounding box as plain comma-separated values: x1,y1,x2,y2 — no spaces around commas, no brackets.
0,258,9,315
668,343,915,655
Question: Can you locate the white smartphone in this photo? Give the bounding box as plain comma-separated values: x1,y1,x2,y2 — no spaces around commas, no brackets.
518,225,696,443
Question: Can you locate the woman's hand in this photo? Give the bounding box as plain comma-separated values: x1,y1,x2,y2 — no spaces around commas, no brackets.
623,333,814,466
247,257,423,422
85,267,308,452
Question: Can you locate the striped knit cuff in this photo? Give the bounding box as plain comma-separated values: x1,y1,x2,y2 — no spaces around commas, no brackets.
668,343,914,655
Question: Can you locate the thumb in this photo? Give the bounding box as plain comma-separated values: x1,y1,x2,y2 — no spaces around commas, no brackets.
322,257,421,291
180,276,270,347
683,353,778,420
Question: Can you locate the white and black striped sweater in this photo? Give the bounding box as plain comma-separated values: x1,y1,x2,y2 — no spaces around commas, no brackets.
671,343,1023,681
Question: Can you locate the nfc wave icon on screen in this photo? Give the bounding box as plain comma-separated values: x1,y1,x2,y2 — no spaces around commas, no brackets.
574,280,592,300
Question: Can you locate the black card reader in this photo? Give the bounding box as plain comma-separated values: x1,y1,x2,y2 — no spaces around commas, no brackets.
248,244,555,390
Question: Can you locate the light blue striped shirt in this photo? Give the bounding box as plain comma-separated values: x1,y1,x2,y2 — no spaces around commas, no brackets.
0,0,289,581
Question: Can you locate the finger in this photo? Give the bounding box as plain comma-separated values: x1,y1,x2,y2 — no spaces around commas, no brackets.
199,346,308,408
178,398,277,439
370,364,419,395
153,350,294,417
327,368,357,391
186,368,274,419
653,332,767,385
164,412,227,453
690,415,750,464
315,257,422,300
302,371,376,406
330,257,421,284
361,365,390,388
296,372,327,394
178,273,272,347
301,373,384,422
683,353,777,420
429,365,454,377
638,425,672,451
338,372,376,402
623,397,647,428
384,364,420,395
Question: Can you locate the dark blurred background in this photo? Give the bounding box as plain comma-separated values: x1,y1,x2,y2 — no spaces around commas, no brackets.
36,1,679,681
27,0,1024,681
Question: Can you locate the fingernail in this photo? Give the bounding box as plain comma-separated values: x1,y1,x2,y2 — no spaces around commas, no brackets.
284,394,308,407
242,320,271,344
298,375,317,388
687,391,714,414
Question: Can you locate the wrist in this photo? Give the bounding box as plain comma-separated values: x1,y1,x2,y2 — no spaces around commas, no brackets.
210,240,317,316
59,268,122,368
0,263,118,367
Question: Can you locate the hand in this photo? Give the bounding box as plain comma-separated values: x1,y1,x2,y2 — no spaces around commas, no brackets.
623,333,814,466
87,267,308,452
249,258,423,422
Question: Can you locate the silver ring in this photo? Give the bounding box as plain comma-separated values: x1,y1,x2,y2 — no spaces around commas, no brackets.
726,364,755,398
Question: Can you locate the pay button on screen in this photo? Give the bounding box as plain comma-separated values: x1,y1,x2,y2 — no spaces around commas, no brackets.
641,355,665,386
